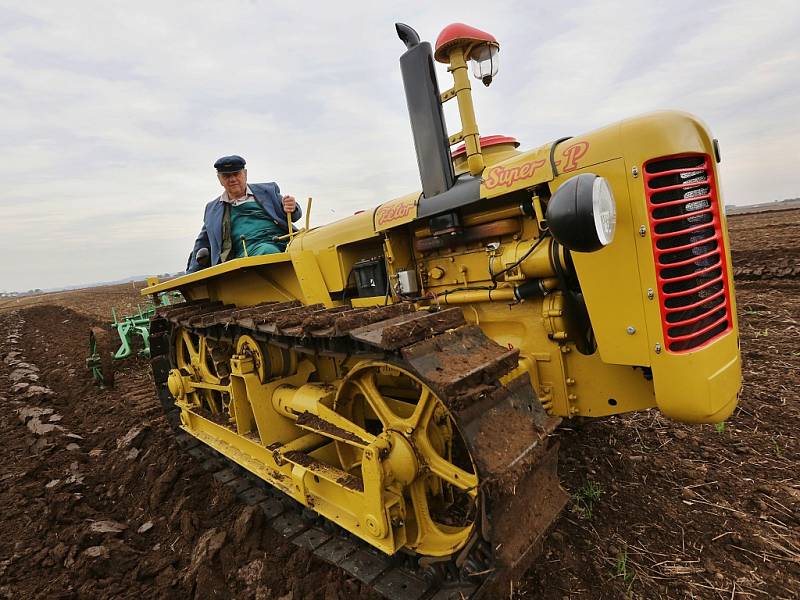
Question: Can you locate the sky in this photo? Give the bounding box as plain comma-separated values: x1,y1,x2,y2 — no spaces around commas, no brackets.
1,0,798,292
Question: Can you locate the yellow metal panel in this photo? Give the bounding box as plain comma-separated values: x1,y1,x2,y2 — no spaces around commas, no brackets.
296,210,383,292
613,111,741,422
567,158,650,365
563,349,655,417
207,264,300,306
620,111,713,163
620,111,740,349
350,296,392,308
183,410,299,499
291,249,334,307
457,300,575,418
650,331,740,423
453,142,520,175
480,143,554,198
706,352,742,419
141,252,293,296
298,209,378,250
374,192,419,231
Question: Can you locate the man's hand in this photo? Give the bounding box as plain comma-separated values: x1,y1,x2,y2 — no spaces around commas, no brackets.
282,195,296,214
196,247,210,266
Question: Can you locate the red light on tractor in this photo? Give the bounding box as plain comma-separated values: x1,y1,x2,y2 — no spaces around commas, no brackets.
434,23,497,62
434,23,500,86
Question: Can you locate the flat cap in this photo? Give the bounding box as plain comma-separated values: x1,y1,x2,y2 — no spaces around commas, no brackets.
214,155,246,173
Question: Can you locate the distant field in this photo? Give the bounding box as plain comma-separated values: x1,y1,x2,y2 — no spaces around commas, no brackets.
0,281,147,321
726,198,800,214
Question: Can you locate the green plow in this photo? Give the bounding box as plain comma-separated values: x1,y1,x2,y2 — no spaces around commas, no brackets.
87,291,182,386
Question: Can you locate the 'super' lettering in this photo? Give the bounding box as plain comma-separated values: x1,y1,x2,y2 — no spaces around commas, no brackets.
484,159,546,190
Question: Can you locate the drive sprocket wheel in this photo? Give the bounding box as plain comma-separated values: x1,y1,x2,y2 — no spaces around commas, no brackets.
334,361,478,557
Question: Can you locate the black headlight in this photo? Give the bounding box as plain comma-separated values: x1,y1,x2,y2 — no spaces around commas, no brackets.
545,173,617,252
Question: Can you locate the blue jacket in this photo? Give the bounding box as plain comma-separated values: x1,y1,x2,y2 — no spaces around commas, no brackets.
187,182,302,273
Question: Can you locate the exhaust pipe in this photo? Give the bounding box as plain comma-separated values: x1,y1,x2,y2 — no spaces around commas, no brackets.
396,23,455,199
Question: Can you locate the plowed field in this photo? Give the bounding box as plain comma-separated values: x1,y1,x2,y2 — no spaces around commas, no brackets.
1,209,798,600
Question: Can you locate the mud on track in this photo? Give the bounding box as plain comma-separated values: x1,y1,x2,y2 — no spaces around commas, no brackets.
1,209,799,599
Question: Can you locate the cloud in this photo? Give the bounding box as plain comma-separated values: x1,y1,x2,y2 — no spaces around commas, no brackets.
0,0,797,291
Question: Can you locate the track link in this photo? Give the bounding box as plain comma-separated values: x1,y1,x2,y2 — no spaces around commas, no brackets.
148,299,567,599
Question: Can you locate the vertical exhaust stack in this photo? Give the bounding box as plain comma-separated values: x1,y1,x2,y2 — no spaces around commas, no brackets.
396,23,455,199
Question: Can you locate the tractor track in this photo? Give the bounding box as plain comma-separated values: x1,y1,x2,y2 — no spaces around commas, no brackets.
170,432,457,600
120,377,163,420
149,299,567,600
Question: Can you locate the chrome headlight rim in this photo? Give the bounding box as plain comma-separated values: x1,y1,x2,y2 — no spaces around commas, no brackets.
591,176,616,247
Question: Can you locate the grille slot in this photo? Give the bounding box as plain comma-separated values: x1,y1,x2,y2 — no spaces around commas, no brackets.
644,154,733,352
645,155,705,174
665,293,726,323
654,214,715,236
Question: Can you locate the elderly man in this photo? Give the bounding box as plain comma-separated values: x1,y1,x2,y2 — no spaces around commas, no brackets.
186,155,301,273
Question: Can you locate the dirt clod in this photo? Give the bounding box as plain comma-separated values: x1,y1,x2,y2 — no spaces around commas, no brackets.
88,520,127,534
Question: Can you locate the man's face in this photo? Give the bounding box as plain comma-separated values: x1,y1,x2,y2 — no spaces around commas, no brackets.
218,168,247,199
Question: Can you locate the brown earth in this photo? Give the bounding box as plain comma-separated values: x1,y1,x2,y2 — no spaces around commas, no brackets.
1,209,798,599
524,209,800,599
0,282,151,323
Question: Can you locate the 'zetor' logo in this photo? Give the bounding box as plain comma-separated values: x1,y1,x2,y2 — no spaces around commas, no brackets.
557,141,590,172
376,200,415,225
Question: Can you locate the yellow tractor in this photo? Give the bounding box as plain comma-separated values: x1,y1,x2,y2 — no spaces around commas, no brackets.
142,22,741,599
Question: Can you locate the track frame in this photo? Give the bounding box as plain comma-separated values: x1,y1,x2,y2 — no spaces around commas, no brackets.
150,299,568,599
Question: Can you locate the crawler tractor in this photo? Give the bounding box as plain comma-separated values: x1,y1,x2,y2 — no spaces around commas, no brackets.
142,23,741,598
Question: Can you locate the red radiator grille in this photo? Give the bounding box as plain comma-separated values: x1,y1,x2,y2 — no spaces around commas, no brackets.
643,154,733,352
